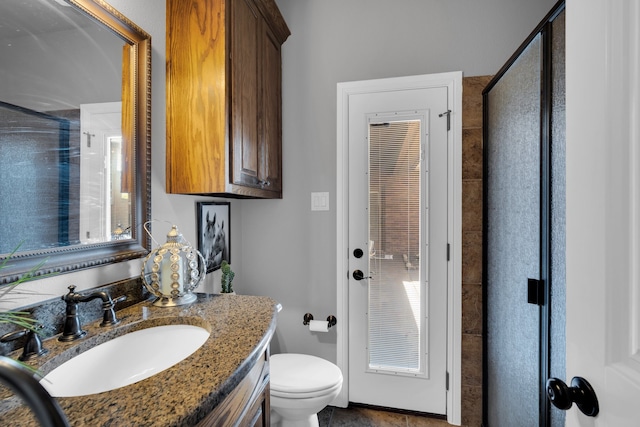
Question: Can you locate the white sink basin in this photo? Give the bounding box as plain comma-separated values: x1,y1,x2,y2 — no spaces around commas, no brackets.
40,324,210,397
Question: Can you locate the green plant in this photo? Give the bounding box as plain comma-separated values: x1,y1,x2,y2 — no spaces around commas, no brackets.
0,245,50,332
220,260,235,293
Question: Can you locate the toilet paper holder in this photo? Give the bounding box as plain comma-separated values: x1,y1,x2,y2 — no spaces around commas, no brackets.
303,313,337,329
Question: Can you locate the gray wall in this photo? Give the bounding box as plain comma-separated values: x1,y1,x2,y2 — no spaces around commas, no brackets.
14,0,557,362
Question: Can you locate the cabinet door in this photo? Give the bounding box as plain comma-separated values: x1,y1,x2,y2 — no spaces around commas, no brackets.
259,23,282,194
239,383,269,427
231,0,260,188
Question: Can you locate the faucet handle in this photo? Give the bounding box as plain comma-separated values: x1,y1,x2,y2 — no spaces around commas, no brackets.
62,285,78,301
100,294,127,327
1,326,48,361
113,295,127,305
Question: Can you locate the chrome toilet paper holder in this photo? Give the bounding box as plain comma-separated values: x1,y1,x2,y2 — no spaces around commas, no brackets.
303,313,337,329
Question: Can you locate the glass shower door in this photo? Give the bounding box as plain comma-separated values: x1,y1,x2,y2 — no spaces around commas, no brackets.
484,5,566,426
485,33,543,427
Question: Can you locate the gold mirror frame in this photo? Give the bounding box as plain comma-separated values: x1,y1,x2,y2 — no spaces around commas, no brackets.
0,0,151,285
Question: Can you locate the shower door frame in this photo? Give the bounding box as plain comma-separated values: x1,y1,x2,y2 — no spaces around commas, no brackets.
482,2,566,426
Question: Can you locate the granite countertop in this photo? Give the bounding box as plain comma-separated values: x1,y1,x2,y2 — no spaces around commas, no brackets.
0,293,279,426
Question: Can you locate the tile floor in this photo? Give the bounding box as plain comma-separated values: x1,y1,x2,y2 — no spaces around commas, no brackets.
318,405,450,427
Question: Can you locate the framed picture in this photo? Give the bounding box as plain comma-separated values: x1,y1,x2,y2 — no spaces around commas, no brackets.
197,201,230,273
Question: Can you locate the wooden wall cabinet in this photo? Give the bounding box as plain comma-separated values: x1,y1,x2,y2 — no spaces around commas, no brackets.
166,0,290,198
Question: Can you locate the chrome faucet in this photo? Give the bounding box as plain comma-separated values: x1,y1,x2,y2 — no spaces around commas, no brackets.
59,285,127,342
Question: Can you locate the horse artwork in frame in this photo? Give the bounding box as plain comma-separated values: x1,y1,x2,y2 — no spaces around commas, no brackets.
197,201,230,273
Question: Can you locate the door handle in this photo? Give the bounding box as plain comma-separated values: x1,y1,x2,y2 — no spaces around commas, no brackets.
546,377,599,417
352,270,372,281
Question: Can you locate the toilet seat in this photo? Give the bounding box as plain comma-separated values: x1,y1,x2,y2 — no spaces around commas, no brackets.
270,353,343,399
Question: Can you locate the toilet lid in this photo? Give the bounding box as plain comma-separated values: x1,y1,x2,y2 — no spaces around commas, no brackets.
270,353,343,394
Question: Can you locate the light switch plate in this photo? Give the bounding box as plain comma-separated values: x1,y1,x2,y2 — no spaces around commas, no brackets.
311,192,329,211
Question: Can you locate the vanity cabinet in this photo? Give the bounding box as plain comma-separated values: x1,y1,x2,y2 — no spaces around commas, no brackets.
1,293,279,427
166,0,290,198
198,349,270,426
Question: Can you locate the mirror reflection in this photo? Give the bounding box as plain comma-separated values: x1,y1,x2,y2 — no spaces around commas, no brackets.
0,0,150,285
0,0,132,254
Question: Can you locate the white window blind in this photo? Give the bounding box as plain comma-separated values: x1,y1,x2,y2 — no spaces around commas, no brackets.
367,119,425,375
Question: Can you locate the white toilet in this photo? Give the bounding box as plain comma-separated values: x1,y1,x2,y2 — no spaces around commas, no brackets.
270,353,343,427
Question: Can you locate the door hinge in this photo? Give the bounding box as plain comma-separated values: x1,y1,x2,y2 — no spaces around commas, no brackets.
446,371,449,391
83,131,95,148
439,110,451,131
446,243,450,261
527,278,545,306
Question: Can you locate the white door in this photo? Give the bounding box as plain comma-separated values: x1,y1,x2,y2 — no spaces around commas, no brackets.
565,0,640,425
79,102,121,243
344,76,454,415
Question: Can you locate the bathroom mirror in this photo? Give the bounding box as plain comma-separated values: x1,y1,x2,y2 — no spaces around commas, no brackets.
0,0,151,285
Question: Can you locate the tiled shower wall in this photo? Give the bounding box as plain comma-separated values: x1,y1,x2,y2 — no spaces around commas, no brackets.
461,75,491,427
